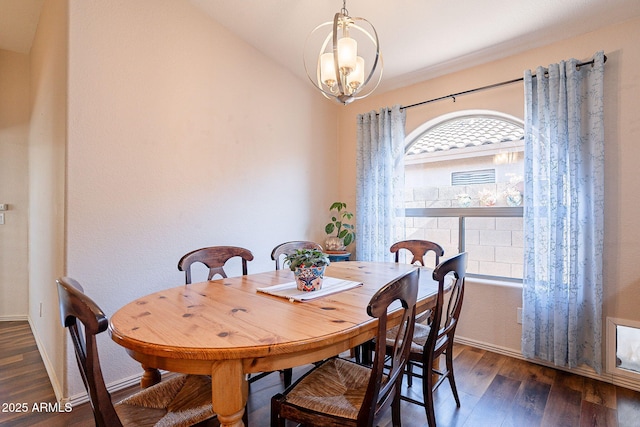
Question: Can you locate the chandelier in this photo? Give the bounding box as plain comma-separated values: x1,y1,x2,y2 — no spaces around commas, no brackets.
303,1,382,105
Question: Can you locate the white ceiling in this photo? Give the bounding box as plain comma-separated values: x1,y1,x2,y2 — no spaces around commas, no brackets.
2,0,640,93
189,0,640,92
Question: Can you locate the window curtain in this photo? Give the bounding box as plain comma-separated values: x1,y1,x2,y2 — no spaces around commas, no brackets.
356,105,406,261
522,51,605,373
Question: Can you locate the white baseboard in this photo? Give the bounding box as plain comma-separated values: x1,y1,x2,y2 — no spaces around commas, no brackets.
8,318,163,407
65,372,148,407
0,315,29,321
65,370,175,407
27,317,65,403
455,335,640,392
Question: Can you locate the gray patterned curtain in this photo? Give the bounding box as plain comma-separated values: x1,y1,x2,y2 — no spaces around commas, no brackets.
522,51,605,373
355,105,406,261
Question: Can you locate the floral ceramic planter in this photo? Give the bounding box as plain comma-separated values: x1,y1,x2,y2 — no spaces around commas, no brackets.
294,266,326,292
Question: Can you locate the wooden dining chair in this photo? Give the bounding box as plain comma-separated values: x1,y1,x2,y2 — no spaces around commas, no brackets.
178,245,254,284
387,252,467,427
391,239,445,325
56,277,215,427
271,267,420,427
390,239,444,267
270,240,323,270
357,239,445,365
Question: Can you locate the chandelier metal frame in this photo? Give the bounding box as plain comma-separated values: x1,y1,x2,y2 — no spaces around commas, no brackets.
303,2,383,105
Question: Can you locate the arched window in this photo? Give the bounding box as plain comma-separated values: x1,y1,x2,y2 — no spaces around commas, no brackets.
403,110,524,280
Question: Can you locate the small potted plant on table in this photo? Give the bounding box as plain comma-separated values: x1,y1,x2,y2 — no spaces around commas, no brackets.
284,248,330,292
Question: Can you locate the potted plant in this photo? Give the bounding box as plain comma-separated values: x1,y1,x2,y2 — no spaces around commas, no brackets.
456,193,472,207
284,248,330,292
324,202,356,251
478,189,496,206
503,174,523,206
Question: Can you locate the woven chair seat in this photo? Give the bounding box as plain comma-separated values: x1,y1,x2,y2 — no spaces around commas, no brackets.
387,322,431,353
115,374,214,427
283,358,388,420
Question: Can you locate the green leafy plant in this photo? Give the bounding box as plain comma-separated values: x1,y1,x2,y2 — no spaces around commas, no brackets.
324,202,355,247
283,249,330,271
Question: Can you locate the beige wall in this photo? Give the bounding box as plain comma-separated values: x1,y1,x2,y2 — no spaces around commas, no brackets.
9,0,640,401
28,0,68,399
0,49,30,318
337,17,640,368
64,0,338,397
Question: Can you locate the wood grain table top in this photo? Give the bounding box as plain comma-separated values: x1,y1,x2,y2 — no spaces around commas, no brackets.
109,261,438,364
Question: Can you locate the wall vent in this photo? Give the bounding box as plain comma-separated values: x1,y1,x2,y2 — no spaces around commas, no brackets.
451,169,496,186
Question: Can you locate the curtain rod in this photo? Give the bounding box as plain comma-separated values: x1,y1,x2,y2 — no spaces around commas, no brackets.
399,55,607,112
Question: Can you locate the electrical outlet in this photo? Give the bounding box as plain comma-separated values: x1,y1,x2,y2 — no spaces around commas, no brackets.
517,307,523,324
0,213,4,225
0,204,7,211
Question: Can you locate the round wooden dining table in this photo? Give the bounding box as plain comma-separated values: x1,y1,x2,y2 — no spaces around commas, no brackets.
109,261,440,427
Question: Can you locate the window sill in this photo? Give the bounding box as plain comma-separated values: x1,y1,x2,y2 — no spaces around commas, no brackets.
466,276,523,289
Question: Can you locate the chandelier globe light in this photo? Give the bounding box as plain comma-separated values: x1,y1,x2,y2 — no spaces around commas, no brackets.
303,0,382,105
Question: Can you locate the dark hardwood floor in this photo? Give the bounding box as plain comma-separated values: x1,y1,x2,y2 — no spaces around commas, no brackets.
2,320,640,427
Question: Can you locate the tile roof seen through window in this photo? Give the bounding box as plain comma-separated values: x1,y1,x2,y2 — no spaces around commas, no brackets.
407,117,524,156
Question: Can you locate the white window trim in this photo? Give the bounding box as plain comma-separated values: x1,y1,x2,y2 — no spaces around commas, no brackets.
606,317,640,382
